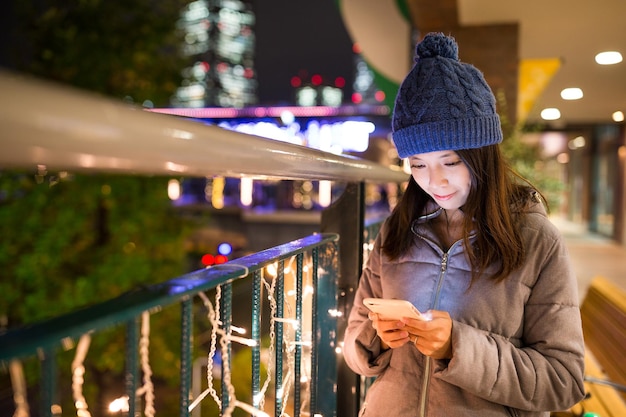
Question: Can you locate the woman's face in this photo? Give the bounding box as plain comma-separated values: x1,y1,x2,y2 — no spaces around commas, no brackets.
409,150,472,210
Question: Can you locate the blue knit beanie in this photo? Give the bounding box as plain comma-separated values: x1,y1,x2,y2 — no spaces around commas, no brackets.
392,32,503,158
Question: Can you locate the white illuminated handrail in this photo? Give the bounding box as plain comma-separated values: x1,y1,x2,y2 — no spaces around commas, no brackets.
0,70,407,183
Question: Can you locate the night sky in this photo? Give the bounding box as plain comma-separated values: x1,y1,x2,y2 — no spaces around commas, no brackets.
0,0,356,106
254,0,355,104
0,2,16,70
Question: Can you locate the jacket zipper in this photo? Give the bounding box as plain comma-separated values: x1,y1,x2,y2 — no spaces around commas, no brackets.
419,251,449,417
434,253,448,309
506,407,519,417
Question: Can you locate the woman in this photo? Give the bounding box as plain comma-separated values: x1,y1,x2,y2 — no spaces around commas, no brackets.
343,33,585,417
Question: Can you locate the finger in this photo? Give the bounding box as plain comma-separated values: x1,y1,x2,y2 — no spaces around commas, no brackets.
379,320,406,332
401,321,434,338
381,330,410,347
369,312,401,325
401,317,430,328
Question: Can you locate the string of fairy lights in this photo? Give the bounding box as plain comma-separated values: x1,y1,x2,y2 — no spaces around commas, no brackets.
67,255,319,417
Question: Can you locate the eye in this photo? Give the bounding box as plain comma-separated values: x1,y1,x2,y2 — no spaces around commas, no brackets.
445,160,463,167
410,163,425,169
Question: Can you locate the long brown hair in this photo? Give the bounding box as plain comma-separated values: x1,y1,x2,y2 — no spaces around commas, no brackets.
382,145,540,282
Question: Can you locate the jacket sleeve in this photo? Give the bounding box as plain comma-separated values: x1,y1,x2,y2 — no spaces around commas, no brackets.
434,224,586,411
342,229,393,376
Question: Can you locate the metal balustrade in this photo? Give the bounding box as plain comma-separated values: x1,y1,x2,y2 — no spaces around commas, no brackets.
0,70,406,417
1,234,342,417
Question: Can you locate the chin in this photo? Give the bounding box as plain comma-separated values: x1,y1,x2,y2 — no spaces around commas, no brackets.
436,201,462,210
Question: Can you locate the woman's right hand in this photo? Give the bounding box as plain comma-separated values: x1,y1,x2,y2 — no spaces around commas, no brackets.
368,312,410,349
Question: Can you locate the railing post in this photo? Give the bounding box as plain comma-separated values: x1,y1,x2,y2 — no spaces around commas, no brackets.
310,241,340,417
274,260,285,416
220,282,233,414
126,317,140,417
294,252,304,417
180,298,193,417
321,182,365,417
40,348,56,417
251,271,263,410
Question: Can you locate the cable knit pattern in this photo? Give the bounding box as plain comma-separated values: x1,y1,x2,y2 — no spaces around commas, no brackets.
439,58,466,117
392,32,503,158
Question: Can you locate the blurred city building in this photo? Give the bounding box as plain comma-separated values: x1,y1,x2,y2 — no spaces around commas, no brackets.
161,0,626,248
152,103,397,212
173,0,257,108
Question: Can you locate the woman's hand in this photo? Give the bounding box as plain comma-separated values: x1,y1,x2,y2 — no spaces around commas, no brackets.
403,310,453,359
368,312,410,349
369,310,453,358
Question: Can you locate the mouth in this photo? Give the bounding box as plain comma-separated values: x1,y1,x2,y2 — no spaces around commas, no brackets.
433,193,455,201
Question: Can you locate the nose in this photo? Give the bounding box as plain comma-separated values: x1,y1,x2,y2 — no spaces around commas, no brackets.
429,167,448,188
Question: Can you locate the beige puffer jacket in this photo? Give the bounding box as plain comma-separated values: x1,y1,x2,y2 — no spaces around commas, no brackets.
343,201,585,417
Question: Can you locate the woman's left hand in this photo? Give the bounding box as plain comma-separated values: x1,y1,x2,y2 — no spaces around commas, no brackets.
403,310,453,359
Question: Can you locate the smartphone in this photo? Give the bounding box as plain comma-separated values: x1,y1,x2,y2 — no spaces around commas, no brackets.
363,298,426,321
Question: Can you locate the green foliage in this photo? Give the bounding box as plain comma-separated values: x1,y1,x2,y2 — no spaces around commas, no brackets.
0,0,197,324
10,0,191,106
501,129,564,210
495,90,564,211
0,170,199,410
0,172,190,325
1,1,206,411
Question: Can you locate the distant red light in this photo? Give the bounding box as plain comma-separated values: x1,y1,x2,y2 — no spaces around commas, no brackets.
215,254,228,264
291,76,302,87
311,74,323,86
335,76,346,88
375,90,386,102
352,92,362,104
201,254,215,266
352,43,361,54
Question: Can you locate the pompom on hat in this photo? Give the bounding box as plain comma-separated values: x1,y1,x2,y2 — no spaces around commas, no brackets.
392,32,503,158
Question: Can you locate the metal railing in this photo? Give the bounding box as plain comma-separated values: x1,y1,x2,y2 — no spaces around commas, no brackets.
0,70,407,417
0,70,406,183
1,234,341,417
